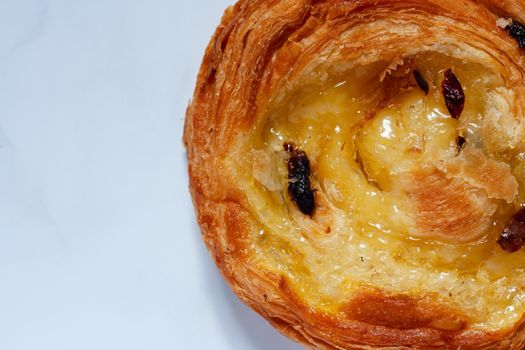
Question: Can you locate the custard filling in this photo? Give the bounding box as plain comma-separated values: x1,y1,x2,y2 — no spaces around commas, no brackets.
229,52,525,330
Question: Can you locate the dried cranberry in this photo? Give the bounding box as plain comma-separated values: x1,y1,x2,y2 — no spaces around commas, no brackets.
284,143,315,216
441,69,465,119
413,70,429,95
498,208,525,252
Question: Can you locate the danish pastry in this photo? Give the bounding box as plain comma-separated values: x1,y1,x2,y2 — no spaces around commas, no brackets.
184,0,525,348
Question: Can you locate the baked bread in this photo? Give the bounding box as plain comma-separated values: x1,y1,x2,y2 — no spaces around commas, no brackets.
184,0,525,348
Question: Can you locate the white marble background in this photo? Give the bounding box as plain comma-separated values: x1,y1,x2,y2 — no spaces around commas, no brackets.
0,1,302,349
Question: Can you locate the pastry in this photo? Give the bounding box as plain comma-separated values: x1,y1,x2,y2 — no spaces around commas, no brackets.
184,0,525,348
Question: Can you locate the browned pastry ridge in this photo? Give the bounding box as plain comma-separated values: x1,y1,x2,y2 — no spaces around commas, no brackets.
184,1,525,349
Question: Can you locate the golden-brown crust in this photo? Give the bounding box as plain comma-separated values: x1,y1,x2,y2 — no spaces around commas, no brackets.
341,291,466,332
404,166,498,242
400,145,520,243
184,0,525,348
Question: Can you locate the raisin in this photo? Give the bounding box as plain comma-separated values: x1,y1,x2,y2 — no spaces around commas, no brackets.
515,208,525,222
456,135,466,153
498,208,525,252
283,142,294,152
413,70,429,95
441,69,465,119
284,142,315,216
506,20,525,48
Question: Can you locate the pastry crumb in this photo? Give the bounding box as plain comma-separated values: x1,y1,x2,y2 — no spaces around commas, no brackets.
496,17,512,29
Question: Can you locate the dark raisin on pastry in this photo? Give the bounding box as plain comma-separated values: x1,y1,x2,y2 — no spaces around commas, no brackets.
456,135,466,153
442,69,465,119
413,70,429,95
506,19,525,48
284,142,315,216
498,208,525,252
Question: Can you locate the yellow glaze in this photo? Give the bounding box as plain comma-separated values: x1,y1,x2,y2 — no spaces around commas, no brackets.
229,53,525,330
